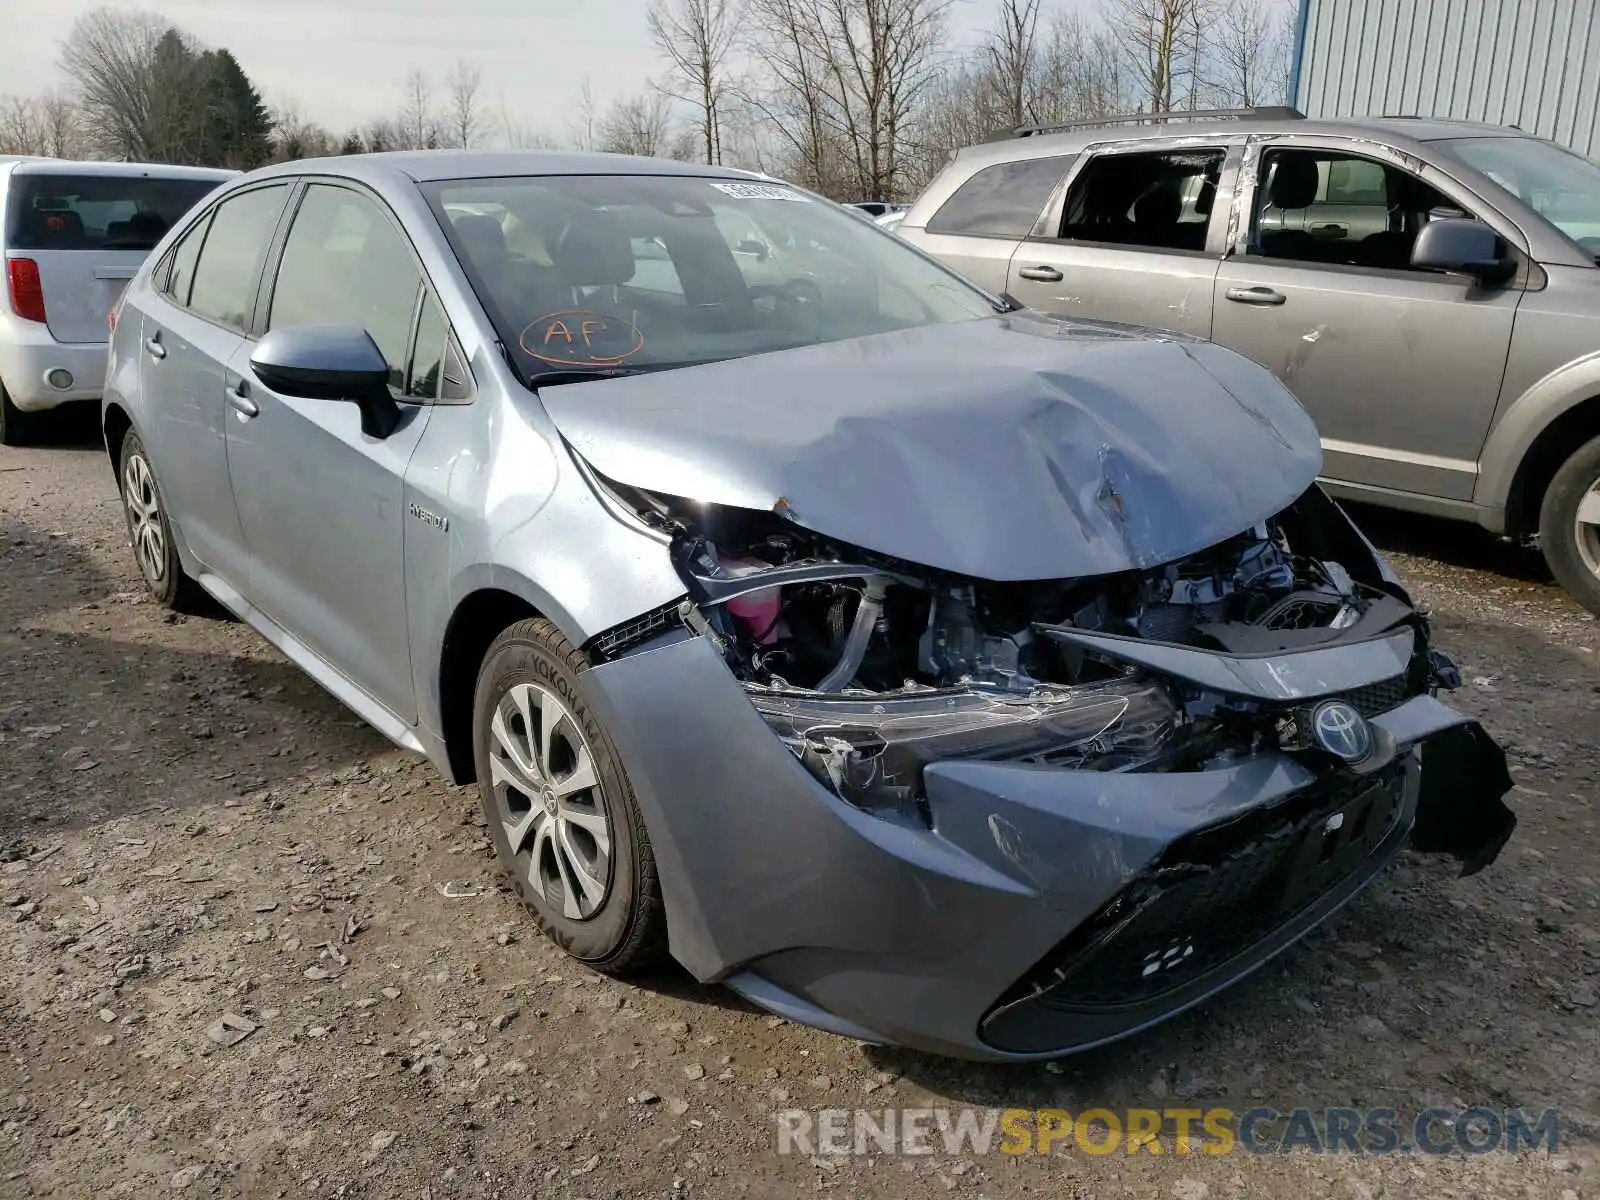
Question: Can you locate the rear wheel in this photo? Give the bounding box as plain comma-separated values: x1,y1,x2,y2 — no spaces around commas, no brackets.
118,429,203,611
1538,433,1600,616
0,382,31,447
471,617,667,976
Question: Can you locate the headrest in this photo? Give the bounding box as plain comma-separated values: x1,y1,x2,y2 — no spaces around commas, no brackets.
30,207,84,245
1268,155,1321,209
1134,182,1183,226
551,209,636,287
127,211,168,239
451,211,507,264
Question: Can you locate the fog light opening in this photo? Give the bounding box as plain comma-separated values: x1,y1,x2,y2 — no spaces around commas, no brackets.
46,368,74,390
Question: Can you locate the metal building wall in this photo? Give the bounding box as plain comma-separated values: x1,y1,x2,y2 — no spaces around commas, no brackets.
1293,0,1600,157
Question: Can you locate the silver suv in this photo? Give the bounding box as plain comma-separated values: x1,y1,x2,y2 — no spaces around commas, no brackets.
0,158,233,444
900,108,1600,616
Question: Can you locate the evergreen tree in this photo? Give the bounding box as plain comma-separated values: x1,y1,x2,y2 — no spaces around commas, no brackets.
339,132,365,155
201,49,272,169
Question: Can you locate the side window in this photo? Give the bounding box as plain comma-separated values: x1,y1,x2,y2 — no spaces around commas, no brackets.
186,185,289,329
407,293,448,399
926,155,1075,238
1250,149,1471,272
1057,149,1224,252
269,184,424,389
163,211,211,306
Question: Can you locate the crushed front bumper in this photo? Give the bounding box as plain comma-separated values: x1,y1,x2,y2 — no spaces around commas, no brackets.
583,632,1515,1062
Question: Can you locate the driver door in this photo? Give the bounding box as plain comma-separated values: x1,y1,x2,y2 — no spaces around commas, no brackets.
1211,140,1525,501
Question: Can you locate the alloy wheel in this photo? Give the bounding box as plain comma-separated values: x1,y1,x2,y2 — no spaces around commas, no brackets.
487,681,613,920
1576,476,1600,582
122,451,166,586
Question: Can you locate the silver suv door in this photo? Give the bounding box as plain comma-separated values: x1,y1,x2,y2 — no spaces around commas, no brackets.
224,181,440,724
137,183,292,586
1001,140,1239,339
1211,139,1524,503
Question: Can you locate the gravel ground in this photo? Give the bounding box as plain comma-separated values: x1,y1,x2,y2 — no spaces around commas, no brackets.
2,415,1598,1199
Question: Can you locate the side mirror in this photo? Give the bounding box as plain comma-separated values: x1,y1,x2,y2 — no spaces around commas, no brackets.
736,238,769,261
1410,217,1515,285
250,325,402,439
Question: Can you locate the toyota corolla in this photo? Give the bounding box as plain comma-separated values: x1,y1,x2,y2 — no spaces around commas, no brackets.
102,151,1516,1061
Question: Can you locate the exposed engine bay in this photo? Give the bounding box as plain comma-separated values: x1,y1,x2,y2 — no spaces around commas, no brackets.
599,470,1418,695
587,468,1437,822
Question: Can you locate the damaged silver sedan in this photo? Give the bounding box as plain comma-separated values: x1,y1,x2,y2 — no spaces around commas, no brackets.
104,152,1517,1061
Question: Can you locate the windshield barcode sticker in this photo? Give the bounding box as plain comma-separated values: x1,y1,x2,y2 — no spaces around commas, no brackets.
709,181,810,202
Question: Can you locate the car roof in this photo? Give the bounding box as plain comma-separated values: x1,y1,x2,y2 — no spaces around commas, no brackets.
240,149,769,186
952,114,1525,169
11,160,238,181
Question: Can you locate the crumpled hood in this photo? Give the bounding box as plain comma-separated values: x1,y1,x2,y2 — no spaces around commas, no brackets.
540,313,1323,581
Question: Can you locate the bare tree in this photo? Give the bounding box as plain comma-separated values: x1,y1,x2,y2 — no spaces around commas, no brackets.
1106,0,1199,113
648,0,741,164
987,0,1042,132
1212,0,1291,108
0,97,47,156
36,91,83,157
498,94,562,150
397,69,435,149
270,100,336,161
60,8,215,161
444,59,484,149
567,78,600,151
598,91,677,157
744,0,948,200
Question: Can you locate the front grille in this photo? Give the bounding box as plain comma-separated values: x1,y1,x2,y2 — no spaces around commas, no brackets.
585,599,685,661
985,766,1406,1039
1337,674,1410,718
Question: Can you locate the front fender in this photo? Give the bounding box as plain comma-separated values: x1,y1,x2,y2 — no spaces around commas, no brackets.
1475,348,1600,520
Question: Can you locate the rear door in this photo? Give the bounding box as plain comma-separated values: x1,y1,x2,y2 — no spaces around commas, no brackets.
136,182,293,585
903,154,1077,295
1003,140,1238,338
5,170,225,344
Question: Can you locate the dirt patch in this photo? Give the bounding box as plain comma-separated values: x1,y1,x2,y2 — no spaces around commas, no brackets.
2,435,1597,1198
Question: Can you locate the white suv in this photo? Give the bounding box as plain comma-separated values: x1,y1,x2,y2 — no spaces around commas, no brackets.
1,158,234,444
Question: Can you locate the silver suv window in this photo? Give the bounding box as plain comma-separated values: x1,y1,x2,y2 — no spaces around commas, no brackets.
1056,149,1224,253
1437,135,1600,258
1249,148,1470,272
925,156,1074,238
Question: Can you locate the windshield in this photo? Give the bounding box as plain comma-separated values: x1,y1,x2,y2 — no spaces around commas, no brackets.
423,174,997,382
1437,135,1600,259
4,173,224,251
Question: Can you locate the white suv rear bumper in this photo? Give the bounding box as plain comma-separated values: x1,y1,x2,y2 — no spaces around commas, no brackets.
0,316,109,411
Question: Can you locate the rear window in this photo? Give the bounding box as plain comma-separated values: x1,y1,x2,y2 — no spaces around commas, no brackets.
925,155,1075,238
5,173,224,252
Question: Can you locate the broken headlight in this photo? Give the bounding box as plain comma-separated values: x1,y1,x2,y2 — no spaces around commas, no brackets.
746,679,1181,822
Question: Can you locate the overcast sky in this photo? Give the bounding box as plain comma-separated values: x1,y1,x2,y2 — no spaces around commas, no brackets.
10,0,1094,139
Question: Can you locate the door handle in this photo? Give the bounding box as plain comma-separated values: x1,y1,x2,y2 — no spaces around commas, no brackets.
1017,265,1064,283
227,382,258,418
1224,286,1287,306
145,334,167,360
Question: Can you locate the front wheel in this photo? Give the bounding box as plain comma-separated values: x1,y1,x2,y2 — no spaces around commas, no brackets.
1537,432,1600,616
471,617,667,976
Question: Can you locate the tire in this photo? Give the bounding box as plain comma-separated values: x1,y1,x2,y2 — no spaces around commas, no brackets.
0,382,31,447
471,617,667,976
1538,432,1600,617
117,429,204,611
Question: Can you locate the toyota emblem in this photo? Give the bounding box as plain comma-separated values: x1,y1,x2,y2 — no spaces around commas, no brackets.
1310,700,1374,764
